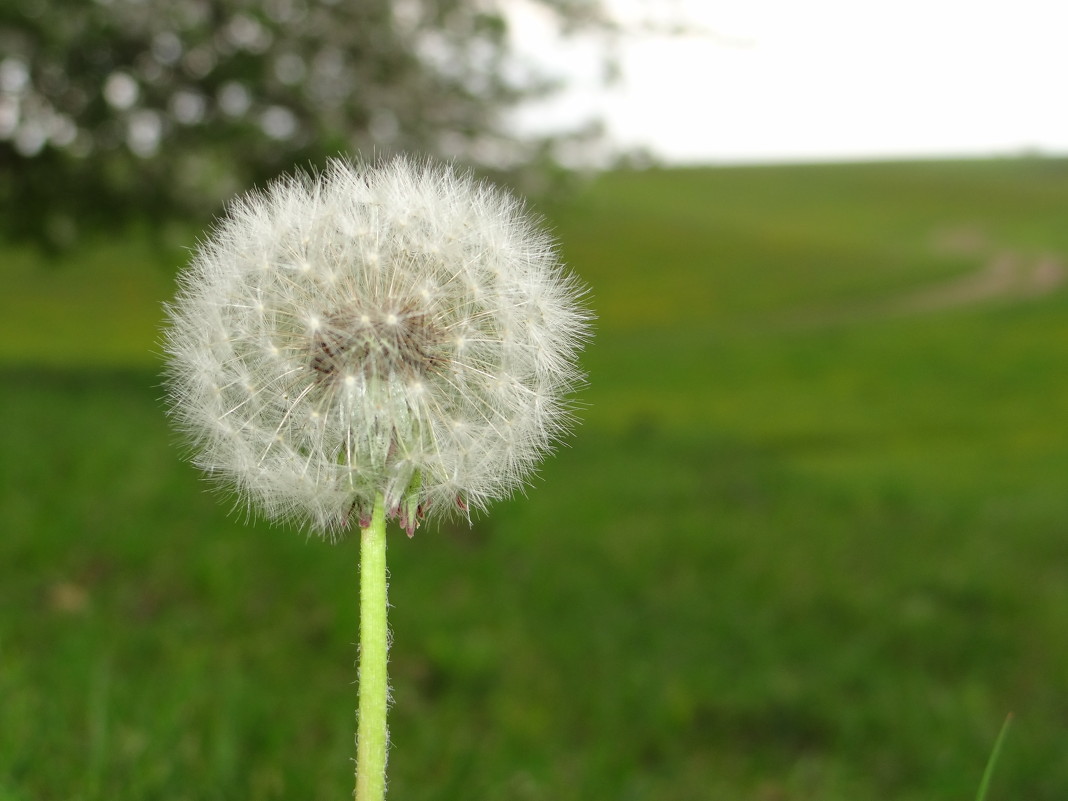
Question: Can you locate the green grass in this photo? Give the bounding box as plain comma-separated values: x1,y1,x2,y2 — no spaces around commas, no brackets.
3,158,1068,799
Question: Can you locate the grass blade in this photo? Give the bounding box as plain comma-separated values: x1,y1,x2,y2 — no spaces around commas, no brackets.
976,713,1013,801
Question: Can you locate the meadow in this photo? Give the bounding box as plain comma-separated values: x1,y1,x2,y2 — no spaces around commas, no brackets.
2,158,1068,800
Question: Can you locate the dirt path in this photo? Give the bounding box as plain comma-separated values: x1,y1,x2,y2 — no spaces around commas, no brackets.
784,224,1066,328
904,224,1066,309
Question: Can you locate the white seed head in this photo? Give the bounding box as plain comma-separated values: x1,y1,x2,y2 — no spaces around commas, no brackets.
163,157,591,538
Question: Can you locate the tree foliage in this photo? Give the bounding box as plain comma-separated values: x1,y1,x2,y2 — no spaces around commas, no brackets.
0,0,607,246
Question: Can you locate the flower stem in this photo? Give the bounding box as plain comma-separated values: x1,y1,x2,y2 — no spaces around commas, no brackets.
355,493,389,801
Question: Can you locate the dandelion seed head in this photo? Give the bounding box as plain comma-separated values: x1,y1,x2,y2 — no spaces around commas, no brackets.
164,157,591,538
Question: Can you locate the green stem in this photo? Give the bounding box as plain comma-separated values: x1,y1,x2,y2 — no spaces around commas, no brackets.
355,494,389,801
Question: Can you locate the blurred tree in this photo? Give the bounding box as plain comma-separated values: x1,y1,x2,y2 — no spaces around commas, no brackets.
0,0,609,247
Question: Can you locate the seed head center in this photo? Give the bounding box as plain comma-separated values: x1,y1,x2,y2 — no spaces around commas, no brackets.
309,303,446,381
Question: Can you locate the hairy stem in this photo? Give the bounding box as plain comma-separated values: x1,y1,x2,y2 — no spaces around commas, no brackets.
355,493,389,801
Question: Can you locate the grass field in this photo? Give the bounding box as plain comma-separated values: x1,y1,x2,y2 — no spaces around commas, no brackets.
3,158,1068,800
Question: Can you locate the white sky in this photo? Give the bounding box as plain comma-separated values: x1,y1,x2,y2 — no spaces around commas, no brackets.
508,0,1068,164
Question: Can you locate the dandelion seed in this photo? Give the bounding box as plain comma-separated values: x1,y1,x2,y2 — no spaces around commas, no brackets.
163,157,591,538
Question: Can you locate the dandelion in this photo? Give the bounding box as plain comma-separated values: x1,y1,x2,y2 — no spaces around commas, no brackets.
162,156,591,800
164,157,589,536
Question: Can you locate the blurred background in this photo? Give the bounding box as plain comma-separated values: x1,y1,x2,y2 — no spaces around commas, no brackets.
3,1,1068,799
